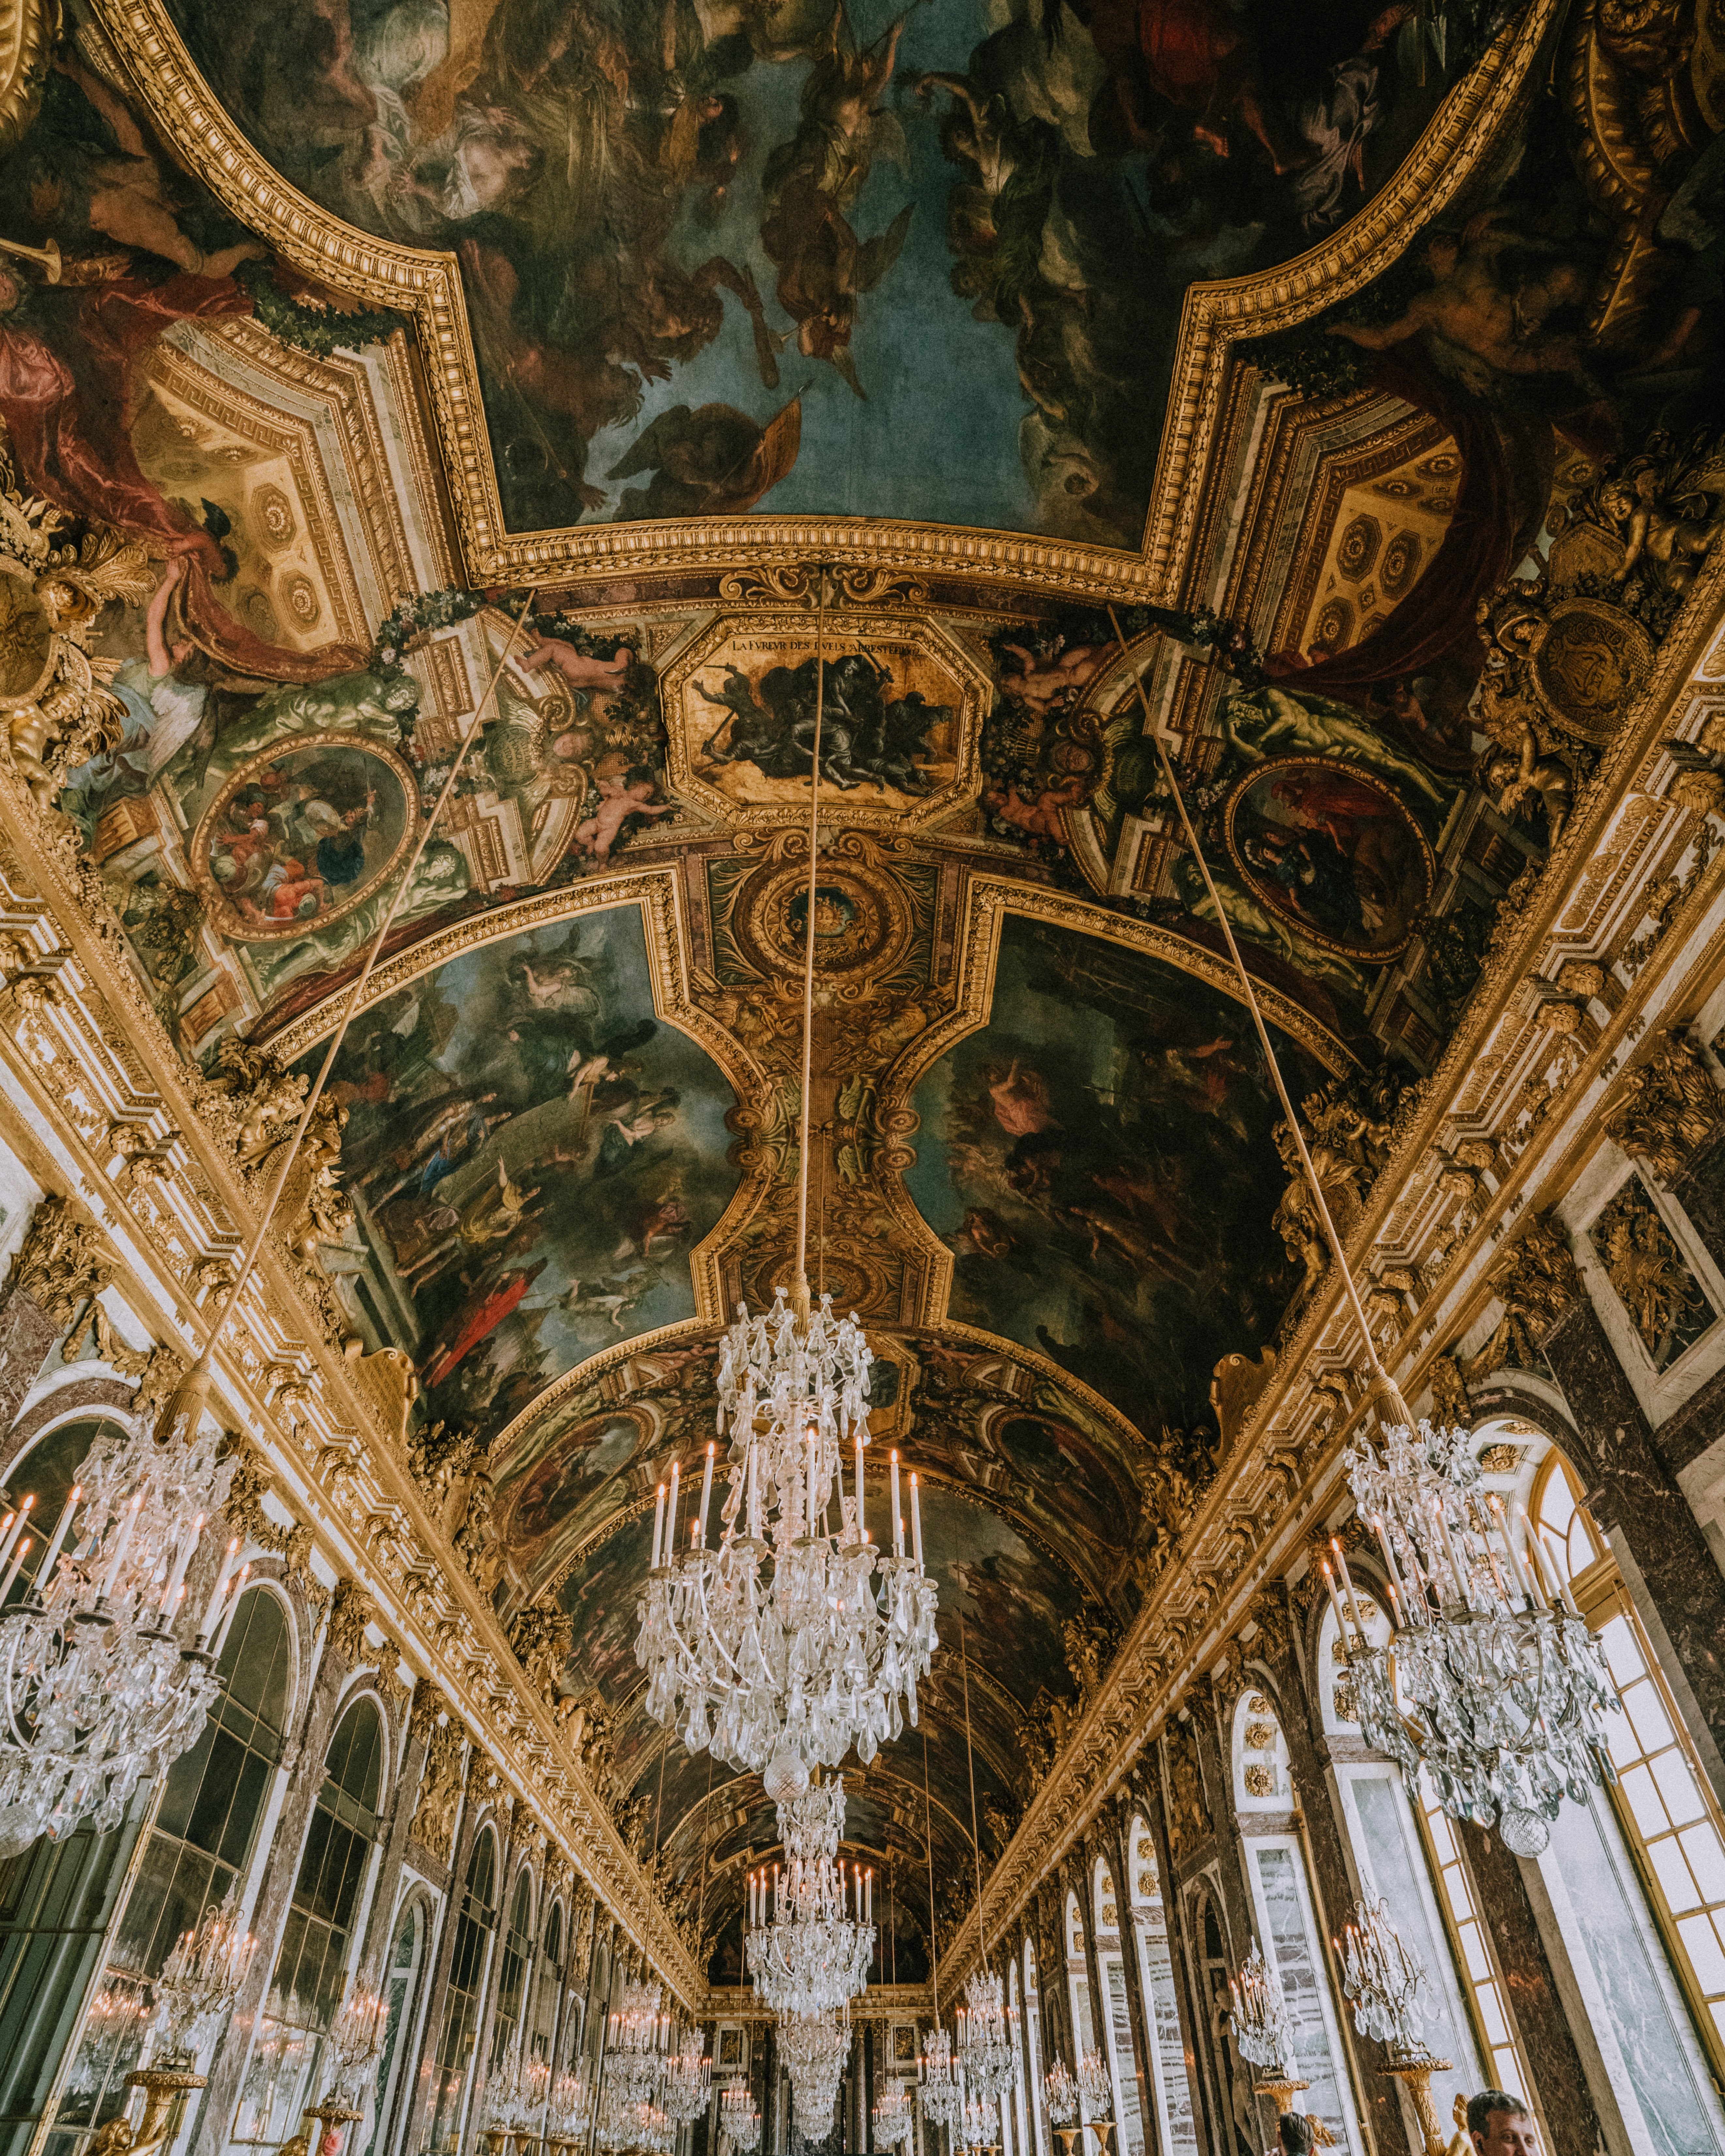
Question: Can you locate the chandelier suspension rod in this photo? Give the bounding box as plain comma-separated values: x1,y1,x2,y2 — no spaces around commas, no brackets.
1106,607,1410,1425
793,566,831,1315
156,586,542,1442
960,1613,986,1969
925,1721,942,2016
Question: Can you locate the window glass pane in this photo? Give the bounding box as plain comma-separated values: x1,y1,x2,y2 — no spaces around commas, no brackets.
1543,1790,1725,2156
1347,1773,1479,2123
1250,1846,1351,2152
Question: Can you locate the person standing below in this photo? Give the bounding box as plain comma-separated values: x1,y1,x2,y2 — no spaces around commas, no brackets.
1467,2092,1541,2156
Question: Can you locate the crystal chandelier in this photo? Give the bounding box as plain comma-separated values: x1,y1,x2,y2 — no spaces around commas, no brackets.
1042,2059,1076,2126
549,2070,594,2147
1075,2051,1111,2118
956,1968,1019,2104
721,2084,760,2154
1334,1897,1433,2062
873,2084,914,2150
662,2031,711,2123
323,1988,387,2106
0,1409,245,1857
921,2027,966,2133
1229,1945,1296,2084
148,1893,257,2065
746,1777,875,2015
634,578,938,1797
635,1300,939,1788
959,2093,999,2152
605,1978,669,2105
1333,1414,1619,1856
778,2008,848,2131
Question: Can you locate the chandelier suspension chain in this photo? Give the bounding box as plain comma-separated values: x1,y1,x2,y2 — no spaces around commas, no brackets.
1105,607,1408,1420
157,587,542,1441
793,568,830,1307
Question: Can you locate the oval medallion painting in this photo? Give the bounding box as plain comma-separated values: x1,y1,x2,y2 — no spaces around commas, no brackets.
1224,758,1433,961
190,734,418,942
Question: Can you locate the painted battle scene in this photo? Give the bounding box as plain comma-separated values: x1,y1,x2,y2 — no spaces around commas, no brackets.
302,906,741,1444
907,913,1324,1436
683,635,962,809
165,0,1506,542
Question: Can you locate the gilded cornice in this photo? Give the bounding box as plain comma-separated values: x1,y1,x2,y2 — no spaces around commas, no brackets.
95,0,1555,605
935,550,1725,2008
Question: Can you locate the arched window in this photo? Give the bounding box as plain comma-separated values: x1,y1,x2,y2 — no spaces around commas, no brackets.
490,1869,535,2073
1092,1859,1142,2156
1124,1818,1195,2156
237,1697,387,2146
429,1827,499,2154
531,1900,565,2067
1023,1937,1046,2156
1229,1695,1359,2153
1064,1889,1098,2123
364,1898,427,2156
1510,1434,1725,2156
0,1439,292,2154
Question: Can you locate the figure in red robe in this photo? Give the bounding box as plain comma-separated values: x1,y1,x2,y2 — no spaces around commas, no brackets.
424,1258,548,1388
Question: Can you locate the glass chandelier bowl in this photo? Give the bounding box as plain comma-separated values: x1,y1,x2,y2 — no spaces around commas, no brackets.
1335,1415,1620,1857
0,1410,243,1857
148,1893,257,2067
1042,2059,1077,2126
956,1968,1020,2105
634,1288,939,1789
744,1778,876,2016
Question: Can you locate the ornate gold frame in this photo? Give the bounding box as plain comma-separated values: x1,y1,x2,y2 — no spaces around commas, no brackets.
94,0,1557,604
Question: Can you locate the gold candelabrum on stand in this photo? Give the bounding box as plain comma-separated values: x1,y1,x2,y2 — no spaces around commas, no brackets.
1380,2050,1455,2156
91,1899,260,2156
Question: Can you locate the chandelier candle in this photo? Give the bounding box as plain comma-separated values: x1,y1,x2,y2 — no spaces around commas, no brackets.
0,1532,32,1606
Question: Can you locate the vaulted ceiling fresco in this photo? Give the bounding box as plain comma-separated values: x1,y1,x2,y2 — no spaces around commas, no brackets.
9,0,1720,1982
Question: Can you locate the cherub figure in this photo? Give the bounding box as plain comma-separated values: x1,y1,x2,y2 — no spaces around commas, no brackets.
572,773,674,861
1604,468,1721,597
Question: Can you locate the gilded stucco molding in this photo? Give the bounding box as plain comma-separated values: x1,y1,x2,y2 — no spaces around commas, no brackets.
96,0,1554,606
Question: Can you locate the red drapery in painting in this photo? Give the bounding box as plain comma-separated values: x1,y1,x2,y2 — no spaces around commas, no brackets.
1264,347,1542,703
0,271,367,682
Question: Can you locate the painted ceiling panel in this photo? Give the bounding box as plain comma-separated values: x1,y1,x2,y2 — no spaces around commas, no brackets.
161,0,1489,545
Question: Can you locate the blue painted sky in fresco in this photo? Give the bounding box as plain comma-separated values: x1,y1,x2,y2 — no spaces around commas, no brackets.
578,0,1040,531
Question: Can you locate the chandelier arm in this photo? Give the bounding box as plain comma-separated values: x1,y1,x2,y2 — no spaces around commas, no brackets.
1106,605,1408,1423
